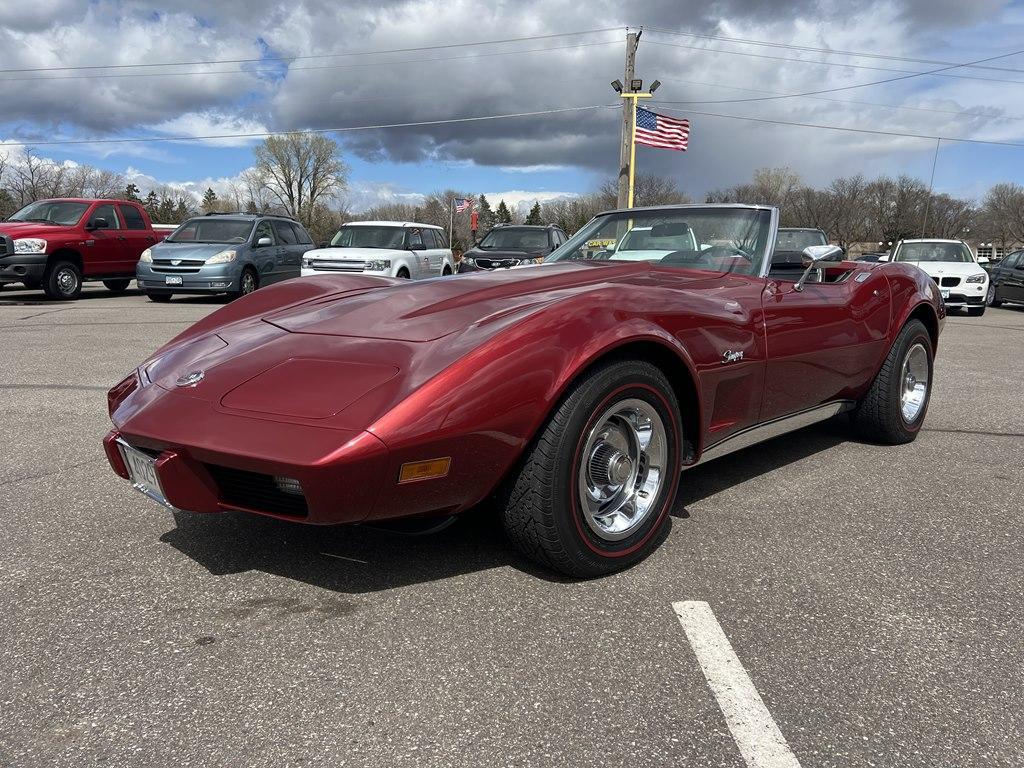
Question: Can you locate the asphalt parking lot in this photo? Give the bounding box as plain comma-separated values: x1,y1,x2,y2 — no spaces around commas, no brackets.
2,284,1023,768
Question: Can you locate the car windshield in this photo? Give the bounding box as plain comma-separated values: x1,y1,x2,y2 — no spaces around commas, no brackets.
895,242,973,263
776,229,826,251
547,207,772,276
330,226,406,249
478,228,549,251
8,200,90,226
167,219,253,244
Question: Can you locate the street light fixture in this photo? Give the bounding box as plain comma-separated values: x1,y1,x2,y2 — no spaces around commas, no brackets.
630,78,643,92
649,80,661,93
610,80,623,94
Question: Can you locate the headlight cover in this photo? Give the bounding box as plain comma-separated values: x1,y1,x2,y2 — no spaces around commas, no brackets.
462,257,476,266
206,249,237,264
13,238,47,253
364,258,391,271
966,272,987,284
139,247,153,263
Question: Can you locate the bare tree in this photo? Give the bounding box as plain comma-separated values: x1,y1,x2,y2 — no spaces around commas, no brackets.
598,173,690,209
253,133,348,224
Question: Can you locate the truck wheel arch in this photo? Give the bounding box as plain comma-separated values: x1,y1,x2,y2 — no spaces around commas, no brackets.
49,247,83,272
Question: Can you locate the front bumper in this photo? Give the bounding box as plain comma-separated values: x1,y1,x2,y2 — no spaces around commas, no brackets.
0,252,47,286
137,261,241,293
300,266,391,278
939,281,986,307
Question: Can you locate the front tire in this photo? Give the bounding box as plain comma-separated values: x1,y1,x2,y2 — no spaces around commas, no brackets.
987,283,1002,308
147,292,172,303
500,360,682,577
231,268,258,299
851,319,933,445
42,260,82,300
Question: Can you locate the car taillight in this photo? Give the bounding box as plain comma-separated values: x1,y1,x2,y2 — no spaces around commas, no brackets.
107,372,139,417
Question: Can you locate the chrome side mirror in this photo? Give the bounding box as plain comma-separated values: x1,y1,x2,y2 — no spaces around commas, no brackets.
256,236,273,247
795,245,844,291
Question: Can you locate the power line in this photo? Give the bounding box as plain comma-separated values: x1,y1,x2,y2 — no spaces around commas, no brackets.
0,28,621,75
647,44,1024,106
658,76,1018,122
652,103,1024,148
0,104,618,148
645,26,1024,75
643,39,1024,87
0,40,619,83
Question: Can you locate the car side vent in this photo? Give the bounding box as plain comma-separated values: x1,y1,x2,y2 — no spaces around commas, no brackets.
204,464,309,518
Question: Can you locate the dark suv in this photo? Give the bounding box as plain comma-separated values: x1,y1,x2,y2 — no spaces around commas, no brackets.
987,250,1024,307
458,224,568,273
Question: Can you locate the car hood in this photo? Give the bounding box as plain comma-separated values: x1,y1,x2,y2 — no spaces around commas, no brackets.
899,260,987,279
0,221,76,237
266,261,651,342
467,248,545,261
303,247,407,261
152,242,239,260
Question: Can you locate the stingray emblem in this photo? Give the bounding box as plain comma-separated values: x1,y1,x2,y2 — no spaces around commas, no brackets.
175,370,205,387
722,350,744,364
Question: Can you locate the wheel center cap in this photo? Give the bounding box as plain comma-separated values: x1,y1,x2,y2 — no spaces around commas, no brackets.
608,453,633,485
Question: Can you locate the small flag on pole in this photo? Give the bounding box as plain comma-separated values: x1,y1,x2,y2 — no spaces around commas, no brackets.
635,108,689,151
455,197,475,213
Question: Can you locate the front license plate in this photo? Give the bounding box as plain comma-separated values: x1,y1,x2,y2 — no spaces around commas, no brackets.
118,442,170,507
165,275,183,286
940,288,950,299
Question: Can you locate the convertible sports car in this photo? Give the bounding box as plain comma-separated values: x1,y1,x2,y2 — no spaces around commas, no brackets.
104,204,944,577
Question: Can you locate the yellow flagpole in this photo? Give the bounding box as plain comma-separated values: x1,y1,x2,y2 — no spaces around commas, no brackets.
623,92,652,209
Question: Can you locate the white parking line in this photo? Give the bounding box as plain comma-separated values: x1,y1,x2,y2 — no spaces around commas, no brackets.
673,601,802,768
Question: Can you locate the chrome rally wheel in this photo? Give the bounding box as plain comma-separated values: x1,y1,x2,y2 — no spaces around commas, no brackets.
578,398,668,542
899,342,929,424
500,359,682,578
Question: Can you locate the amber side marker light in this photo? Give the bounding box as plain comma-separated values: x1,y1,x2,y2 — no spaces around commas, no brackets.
398,457,451,484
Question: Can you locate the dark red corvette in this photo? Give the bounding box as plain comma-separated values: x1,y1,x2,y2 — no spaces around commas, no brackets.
105,205,944,576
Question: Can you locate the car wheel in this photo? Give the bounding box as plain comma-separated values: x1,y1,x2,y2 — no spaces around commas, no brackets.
42,259,82,300
851,319,933,445
986,283,1002,307
396,269,411,279
967,305,986,317
147,293,172,303
233,268,258,299
442,266,453,276
500,359,682,577
103,279,131,293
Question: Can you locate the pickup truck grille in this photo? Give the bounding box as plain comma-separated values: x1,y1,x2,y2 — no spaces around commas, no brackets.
152,259,206,274
308,260,366,272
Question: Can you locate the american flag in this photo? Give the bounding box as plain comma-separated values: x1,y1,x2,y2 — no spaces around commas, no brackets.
454,197,475,213
635,108,690,151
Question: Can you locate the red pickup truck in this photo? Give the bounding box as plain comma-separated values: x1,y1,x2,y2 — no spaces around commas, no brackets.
0,198,170,300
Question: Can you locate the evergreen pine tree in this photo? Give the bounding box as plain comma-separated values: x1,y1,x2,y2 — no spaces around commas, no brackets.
123,183,142,202
496,200,512,224
477,194,496,233
201,187,218,213
524,201,542,225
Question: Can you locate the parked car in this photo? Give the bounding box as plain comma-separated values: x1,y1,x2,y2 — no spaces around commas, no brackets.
0,198,169,300
458,224,568,273
104,204,943,578
856,252,887,263
775,227,828,251
301,221,454,280
889,238,989,316
986,249,1024,307
137,213,313,303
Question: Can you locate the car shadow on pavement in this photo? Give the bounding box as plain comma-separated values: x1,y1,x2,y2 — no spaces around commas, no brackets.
159,420,849,594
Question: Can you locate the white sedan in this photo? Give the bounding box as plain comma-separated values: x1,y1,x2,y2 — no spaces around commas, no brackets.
301,221,454,280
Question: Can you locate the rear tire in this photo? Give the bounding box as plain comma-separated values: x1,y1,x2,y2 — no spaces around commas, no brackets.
42,259,82,300
851,319,933,445
147,292,172,303
500,359,682,577
442,266,453,276
103,279,131,293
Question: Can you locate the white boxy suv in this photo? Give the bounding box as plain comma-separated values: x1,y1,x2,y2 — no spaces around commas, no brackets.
300,221,455,280
889,239,989,316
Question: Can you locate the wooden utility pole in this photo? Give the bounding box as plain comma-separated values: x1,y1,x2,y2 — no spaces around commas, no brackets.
617,30,640,209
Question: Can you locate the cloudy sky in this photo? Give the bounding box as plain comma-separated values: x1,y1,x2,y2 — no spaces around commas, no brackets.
2,0,1024,209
